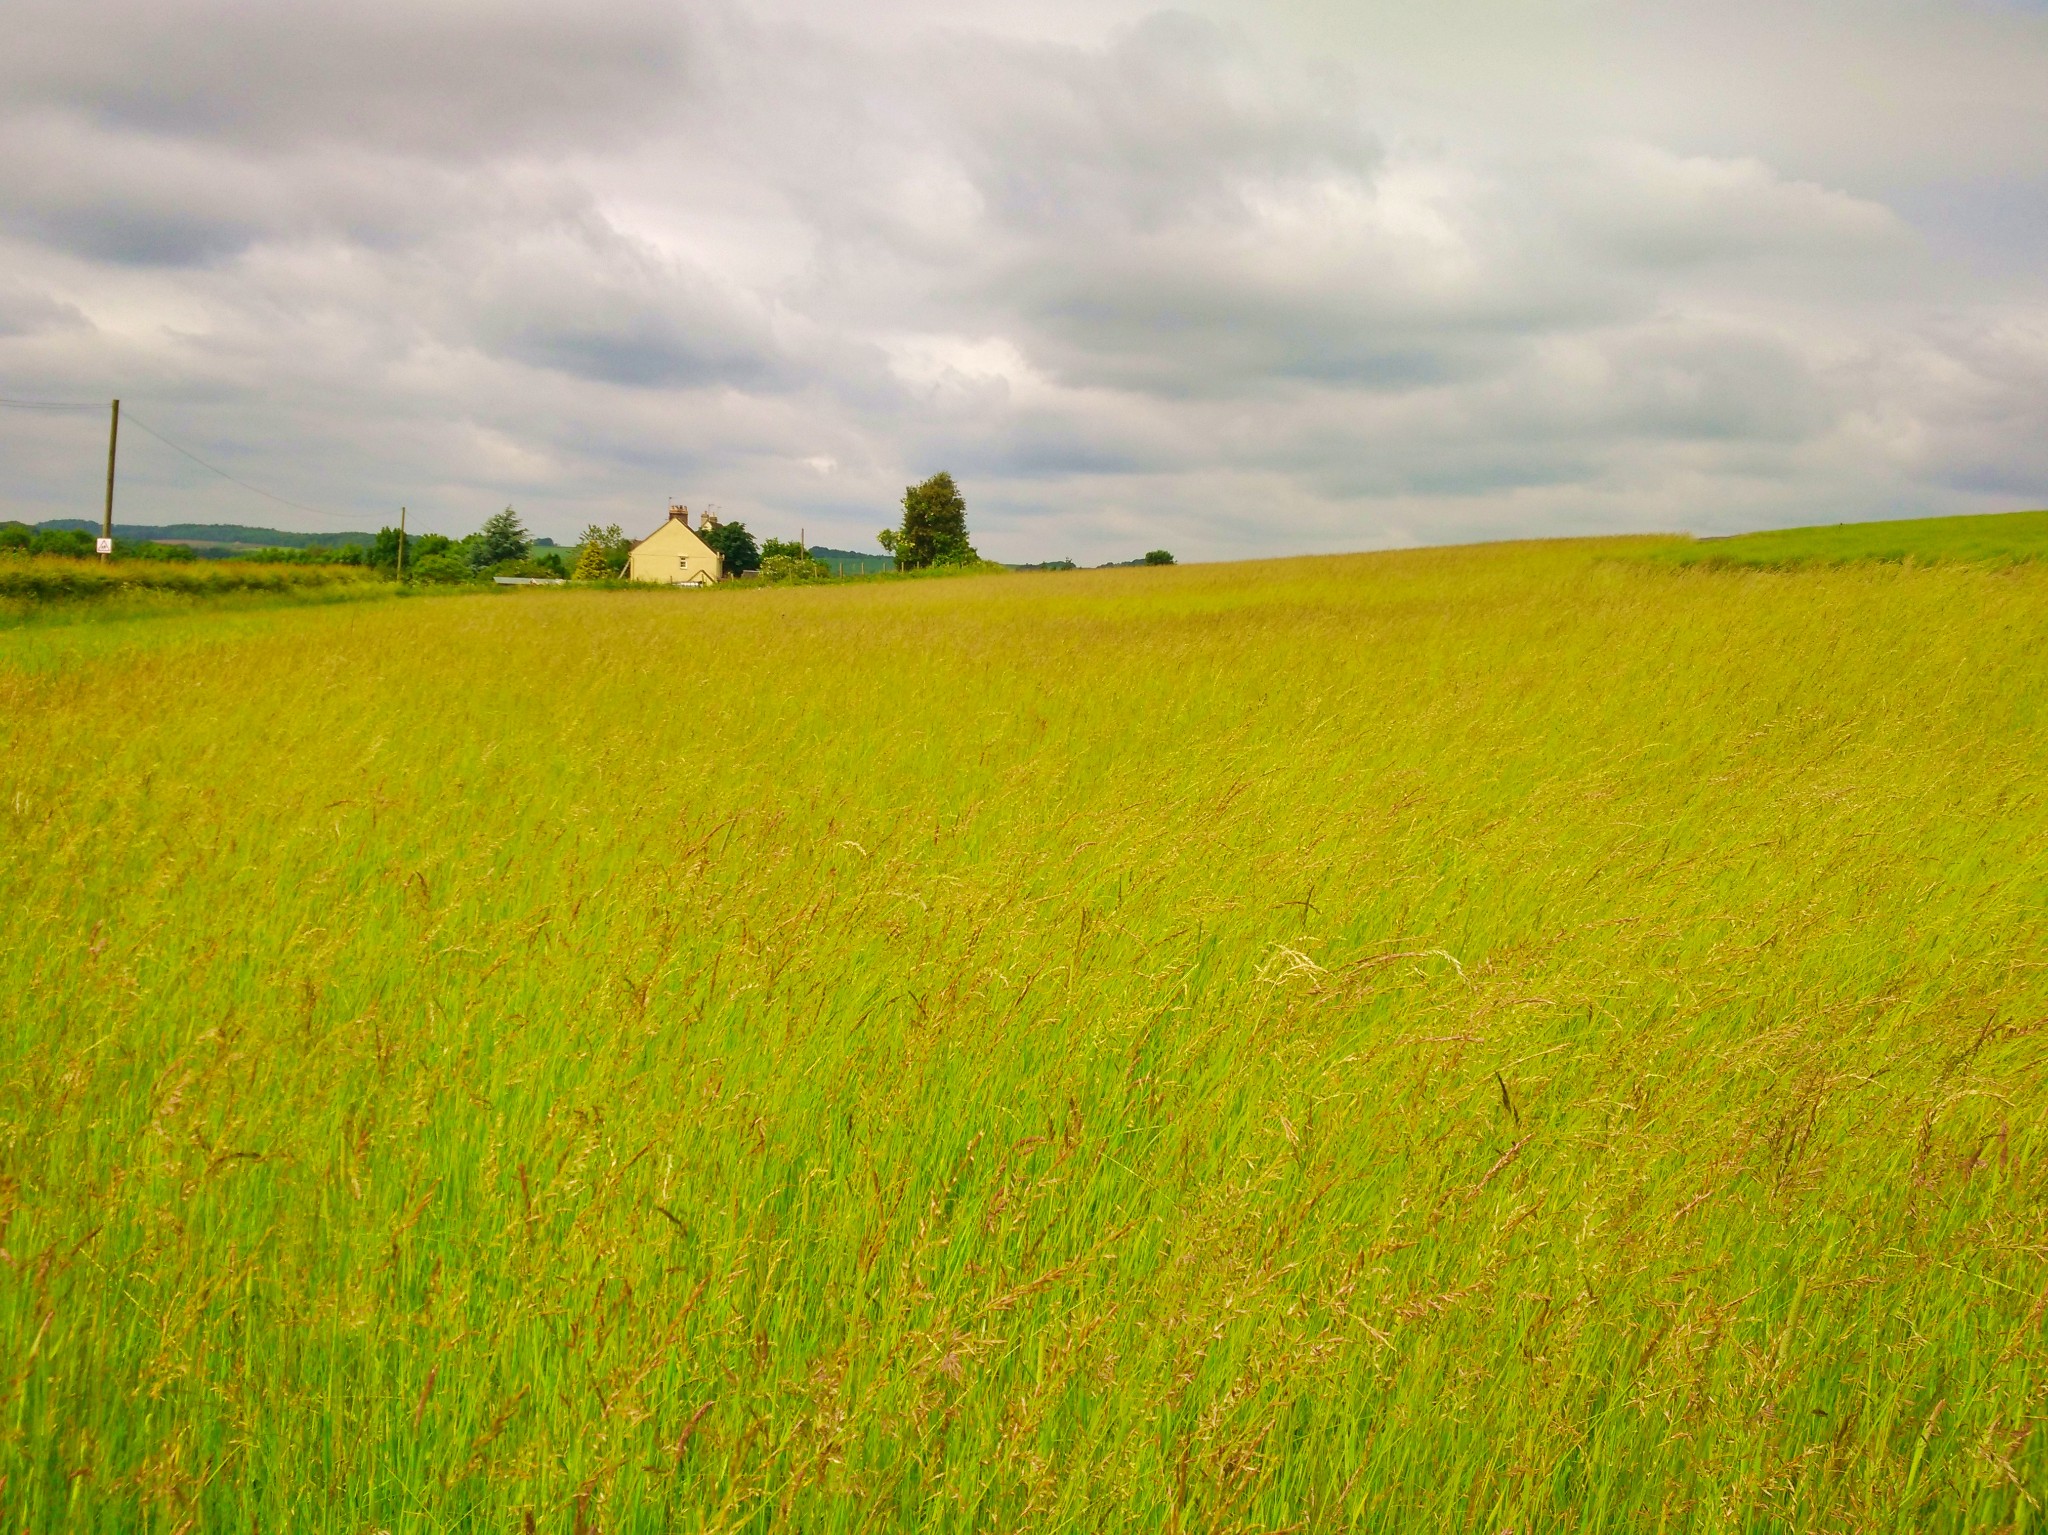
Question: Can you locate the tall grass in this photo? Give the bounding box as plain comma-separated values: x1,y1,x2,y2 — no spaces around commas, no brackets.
4,540,2048,1530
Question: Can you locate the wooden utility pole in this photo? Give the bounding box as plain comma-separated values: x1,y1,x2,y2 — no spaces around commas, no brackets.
101,399,119,560
397,506,407,582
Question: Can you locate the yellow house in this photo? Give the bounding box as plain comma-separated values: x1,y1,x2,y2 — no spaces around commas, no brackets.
626,504,723,586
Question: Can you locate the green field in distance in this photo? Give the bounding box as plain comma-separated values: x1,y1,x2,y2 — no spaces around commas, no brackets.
1652,507,2048,569
4,535,2047,1530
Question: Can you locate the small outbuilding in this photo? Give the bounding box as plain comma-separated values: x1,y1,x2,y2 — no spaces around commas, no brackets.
626,504,724,586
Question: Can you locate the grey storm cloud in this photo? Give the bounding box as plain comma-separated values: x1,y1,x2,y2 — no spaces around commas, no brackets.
0,277,88,339
0,0,689,156
463,221,793,391
0,0,2044,560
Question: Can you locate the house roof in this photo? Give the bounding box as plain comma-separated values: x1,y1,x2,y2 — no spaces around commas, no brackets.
630,511,720,557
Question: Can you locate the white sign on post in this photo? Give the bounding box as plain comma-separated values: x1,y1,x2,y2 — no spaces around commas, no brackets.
95,537,113,555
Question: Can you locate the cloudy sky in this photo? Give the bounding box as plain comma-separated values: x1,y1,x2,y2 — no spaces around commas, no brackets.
2,0,2045,560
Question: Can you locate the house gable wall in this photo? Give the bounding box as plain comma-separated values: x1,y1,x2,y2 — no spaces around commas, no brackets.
627,519,724,586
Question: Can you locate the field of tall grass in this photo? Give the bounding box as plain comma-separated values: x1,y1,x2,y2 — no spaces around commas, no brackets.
4,536,2048,1531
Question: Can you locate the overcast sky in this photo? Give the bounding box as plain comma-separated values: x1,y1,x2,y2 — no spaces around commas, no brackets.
2,0,2045,560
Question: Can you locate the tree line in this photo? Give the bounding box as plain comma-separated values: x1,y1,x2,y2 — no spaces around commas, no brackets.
1,523,200,561
6,478,1172,582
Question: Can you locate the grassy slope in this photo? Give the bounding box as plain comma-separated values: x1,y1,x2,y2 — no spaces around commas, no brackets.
1654,508,2048,568
4,542,2048,1530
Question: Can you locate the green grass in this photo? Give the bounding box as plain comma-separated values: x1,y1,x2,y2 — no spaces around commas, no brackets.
1649,508,2048,569
5,539,2048,1530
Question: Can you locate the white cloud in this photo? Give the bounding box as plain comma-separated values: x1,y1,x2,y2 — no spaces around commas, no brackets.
1571,145,1909,268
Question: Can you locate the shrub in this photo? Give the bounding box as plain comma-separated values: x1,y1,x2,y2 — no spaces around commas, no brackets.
410,534,457,563
0,558,377,601
113,540,199,562
233,544,357,566
761,552,830,584
1,525,197,562
25,528,94,558
483,558,562,580
409,552,473,585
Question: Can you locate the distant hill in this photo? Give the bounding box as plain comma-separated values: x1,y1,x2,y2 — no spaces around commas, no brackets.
809,545,896,575
32,520,558,550
35,519,377,549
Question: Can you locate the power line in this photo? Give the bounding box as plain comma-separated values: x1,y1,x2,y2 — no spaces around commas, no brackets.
7,396,401,532
5,394,374,527
117,410,365,526
0,396,102,413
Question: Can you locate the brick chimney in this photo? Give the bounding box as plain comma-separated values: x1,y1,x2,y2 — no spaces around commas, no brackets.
668,503,689,528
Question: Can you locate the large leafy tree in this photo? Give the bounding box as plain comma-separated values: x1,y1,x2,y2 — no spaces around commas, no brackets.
698,518,761,576
471,506,532,568
879,472,977,569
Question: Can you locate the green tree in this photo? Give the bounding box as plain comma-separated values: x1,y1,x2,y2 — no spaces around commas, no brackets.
384,533,458,583
1144,549,1175,565
369,526,407,572
698,519,760,576
27,528,93,558
880,472,976,569
472,507,532,568
575,524,633,578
